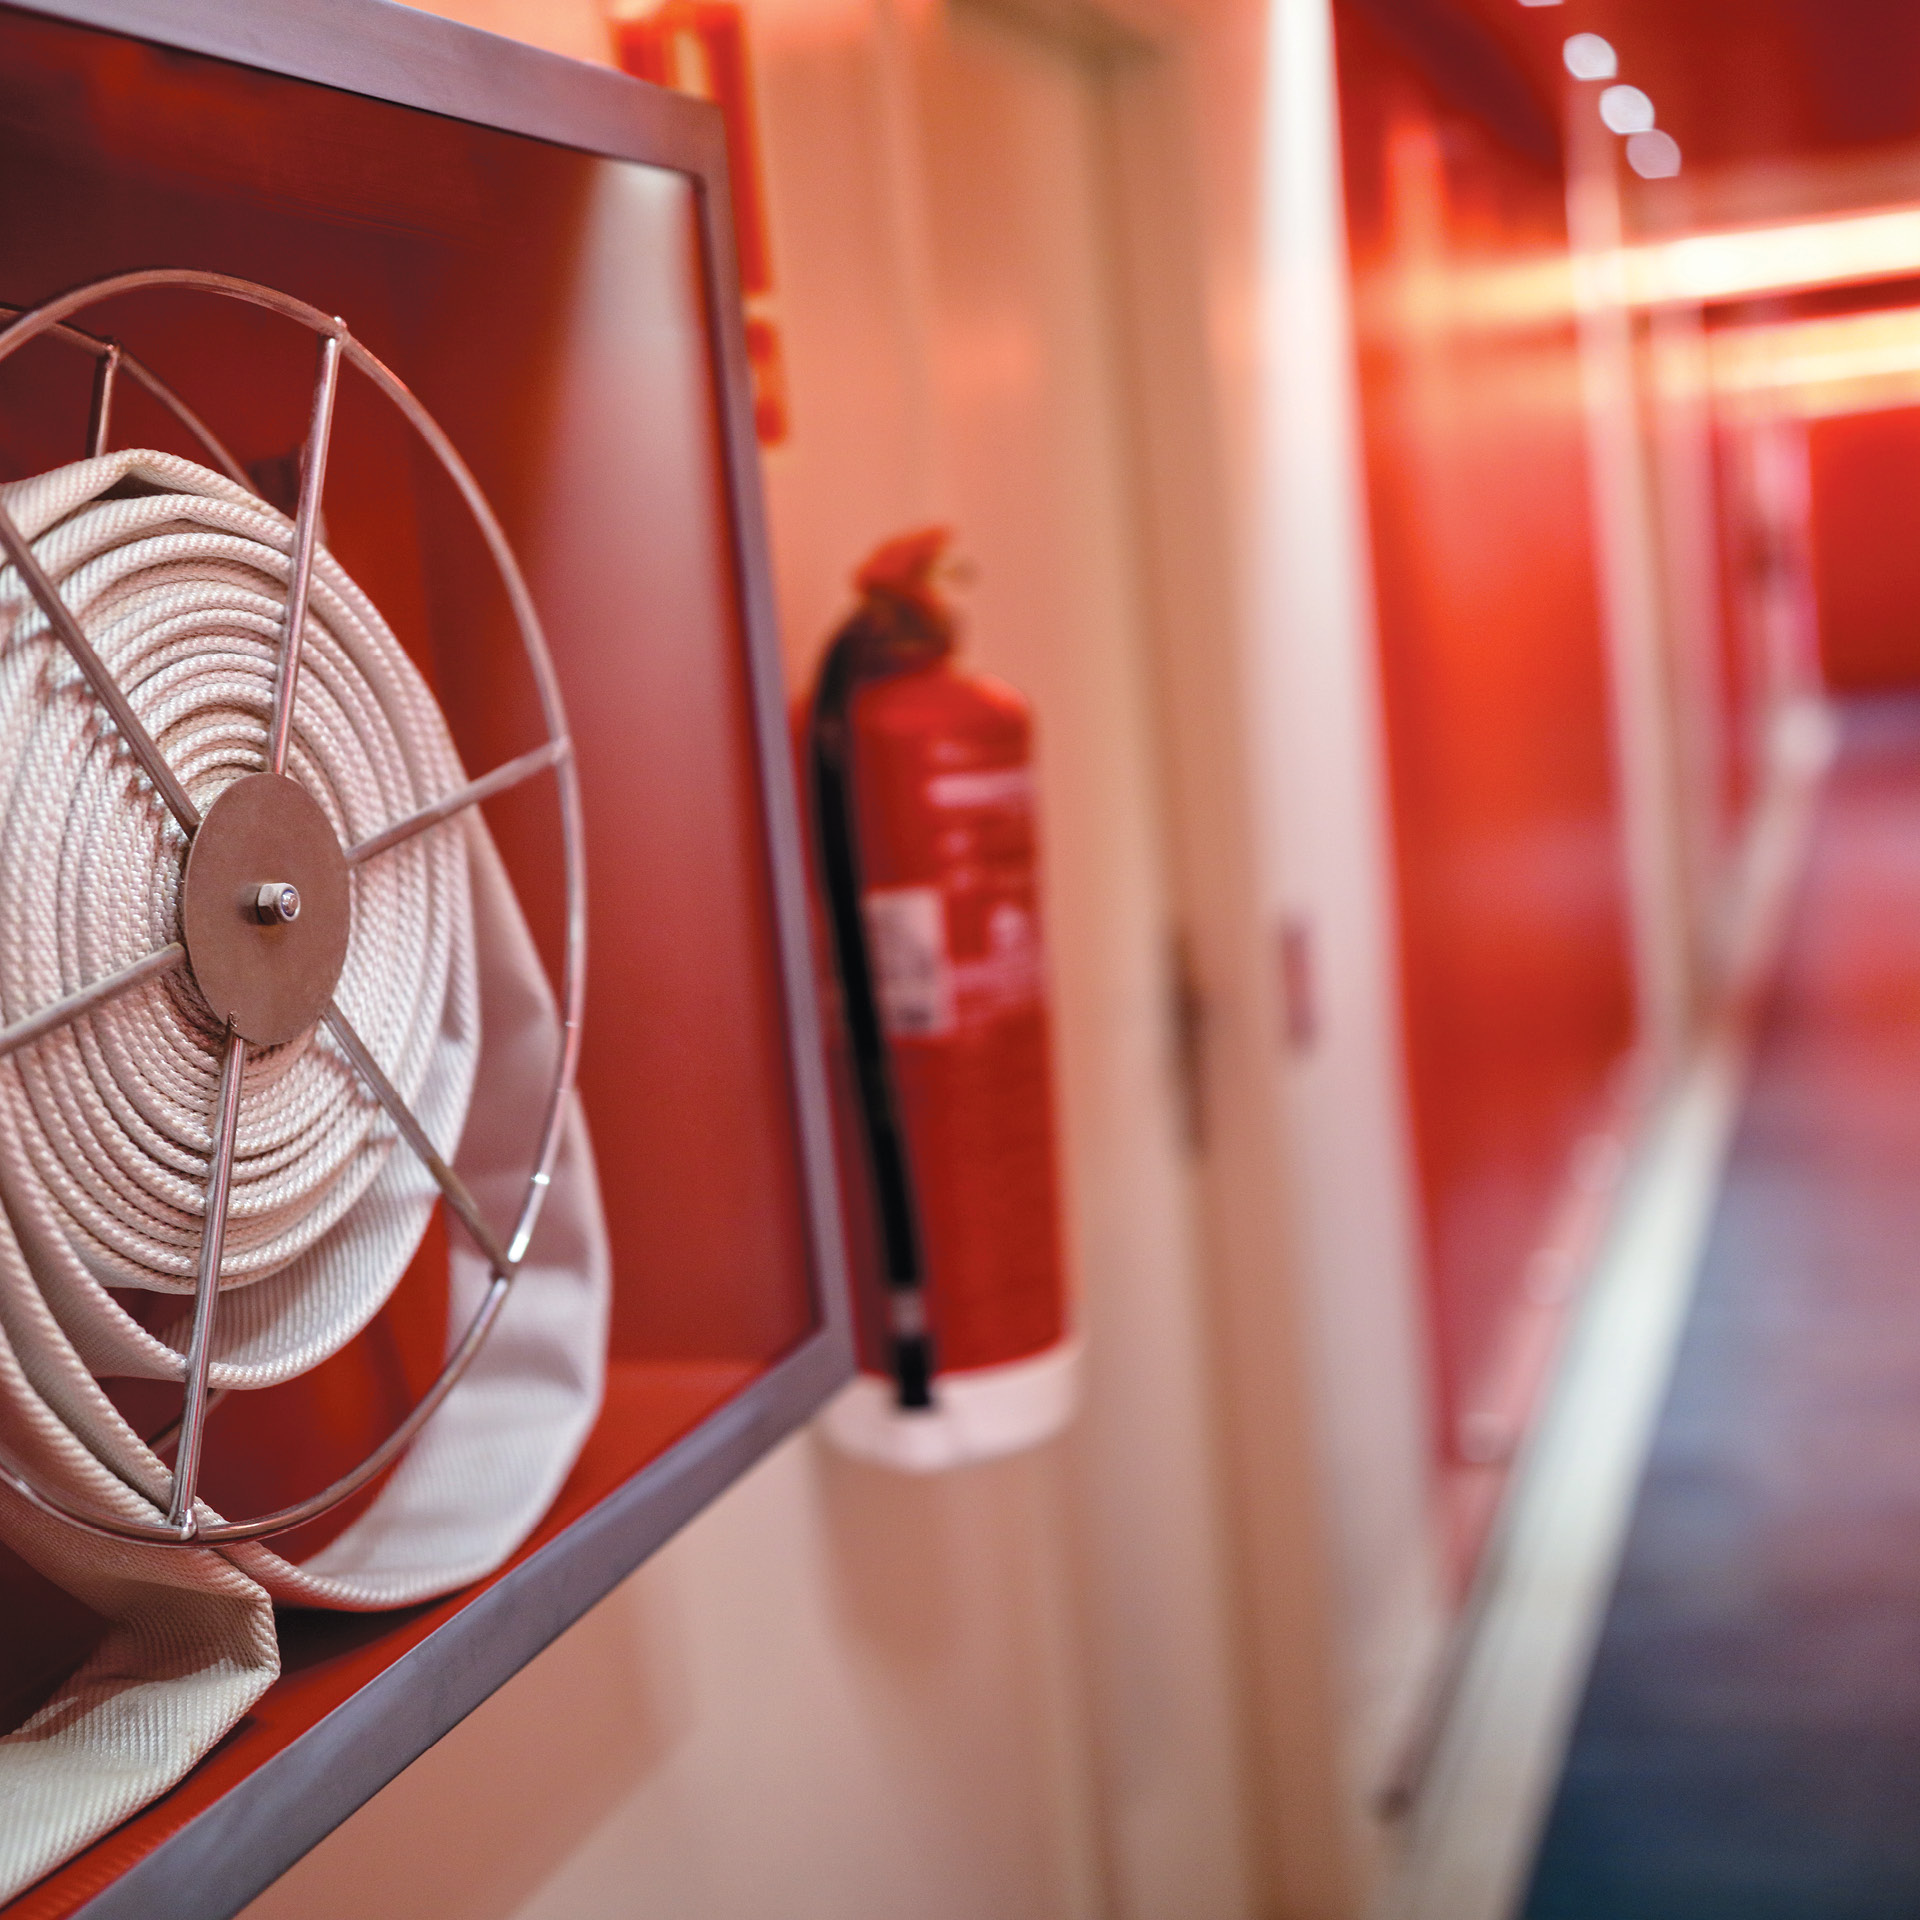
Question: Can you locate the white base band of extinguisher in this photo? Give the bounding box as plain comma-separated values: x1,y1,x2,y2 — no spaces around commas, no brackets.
818,1337,1082,1473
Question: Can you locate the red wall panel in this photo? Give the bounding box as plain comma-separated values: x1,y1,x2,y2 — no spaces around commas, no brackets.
1808,406,1920,691
1335,7,1637,1576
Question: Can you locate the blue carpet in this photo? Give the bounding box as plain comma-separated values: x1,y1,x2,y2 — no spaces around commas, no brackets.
1524,696,1920,1920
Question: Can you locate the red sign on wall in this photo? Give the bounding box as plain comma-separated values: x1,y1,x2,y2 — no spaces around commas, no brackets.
615,3,791,446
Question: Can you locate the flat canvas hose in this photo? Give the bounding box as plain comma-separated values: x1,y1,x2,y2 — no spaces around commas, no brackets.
0,452,609,1900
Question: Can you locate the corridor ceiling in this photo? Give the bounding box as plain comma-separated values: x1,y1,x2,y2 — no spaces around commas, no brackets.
1377,0,1920,206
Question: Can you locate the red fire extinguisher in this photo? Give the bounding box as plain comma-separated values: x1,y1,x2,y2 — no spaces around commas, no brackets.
804,529,1078,1470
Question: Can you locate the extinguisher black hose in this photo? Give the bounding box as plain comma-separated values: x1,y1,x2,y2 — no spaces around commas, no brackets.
807,616,939,1410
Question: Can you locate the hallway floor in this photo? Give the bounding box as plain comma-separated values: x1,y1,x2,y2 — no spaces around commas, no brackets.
1524,695,1920,1918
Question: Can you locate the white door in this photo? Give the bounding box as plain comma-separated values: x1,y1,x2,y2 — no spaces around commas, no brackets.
914,11,1258,1916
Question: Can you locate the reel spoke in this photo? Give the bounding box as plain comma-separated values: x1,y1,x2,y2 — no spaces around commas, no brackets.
143,1387,228,1460
345,739,571,867
266,329,343,778
166,1025,247,1536
0,943,184,1062
0,500,201,834
85,341,119,459
322,999,513,1276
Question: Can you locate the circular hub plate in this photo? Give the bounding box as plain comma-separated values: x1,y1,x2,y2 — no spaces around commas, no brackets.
182,774,350,1046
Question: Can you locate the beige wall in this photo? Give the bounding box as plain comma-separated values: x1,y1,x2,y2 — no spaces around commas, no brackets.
241,2,1446,1915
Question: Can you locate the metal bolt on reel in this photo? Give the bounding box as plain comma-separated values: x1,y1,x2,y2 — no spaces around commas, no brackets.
0,270,587,1547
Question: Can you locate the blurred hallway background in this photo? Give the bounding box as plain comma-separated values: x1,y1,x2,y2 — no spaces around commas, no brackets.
1527,696,1920,1920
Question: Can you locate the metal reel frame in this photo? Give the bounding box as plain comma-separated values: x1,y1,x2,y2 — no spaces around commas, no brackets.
0,269,586,1547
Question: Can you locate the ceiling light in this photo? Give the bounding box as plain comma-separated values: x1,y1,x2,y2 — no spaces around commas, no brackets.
1600,84,1656,134
1626,130,1681,179
1563,33,1617,80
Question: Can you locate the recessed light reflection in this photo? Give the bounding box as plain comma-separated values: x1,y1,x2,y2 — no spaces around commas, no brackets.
1563,33,1617,80
1627,129,1682,179
1519,0,1563,8
1600,84,1656,134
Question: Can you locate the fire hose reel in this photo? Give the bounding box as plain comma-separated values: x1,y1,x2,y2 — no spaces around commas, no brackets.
0,270,605,1902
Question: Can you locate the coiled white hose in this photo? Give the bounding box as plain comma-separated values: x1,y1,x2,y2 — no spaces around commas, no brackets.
0,451,608,1899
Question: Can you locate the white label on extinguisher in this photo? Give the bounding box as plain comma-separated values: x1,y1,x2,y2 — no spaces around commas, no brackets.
926,767,1036,810
862,886,955,1037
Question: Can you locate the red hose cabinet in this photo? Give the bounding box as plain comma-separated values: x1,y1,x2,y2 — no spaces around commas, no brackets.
0,4,852,1911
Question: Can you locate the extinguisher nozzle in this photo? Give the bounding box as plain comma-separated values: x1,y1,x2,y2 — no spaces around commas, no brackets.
892,1332,936,1411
